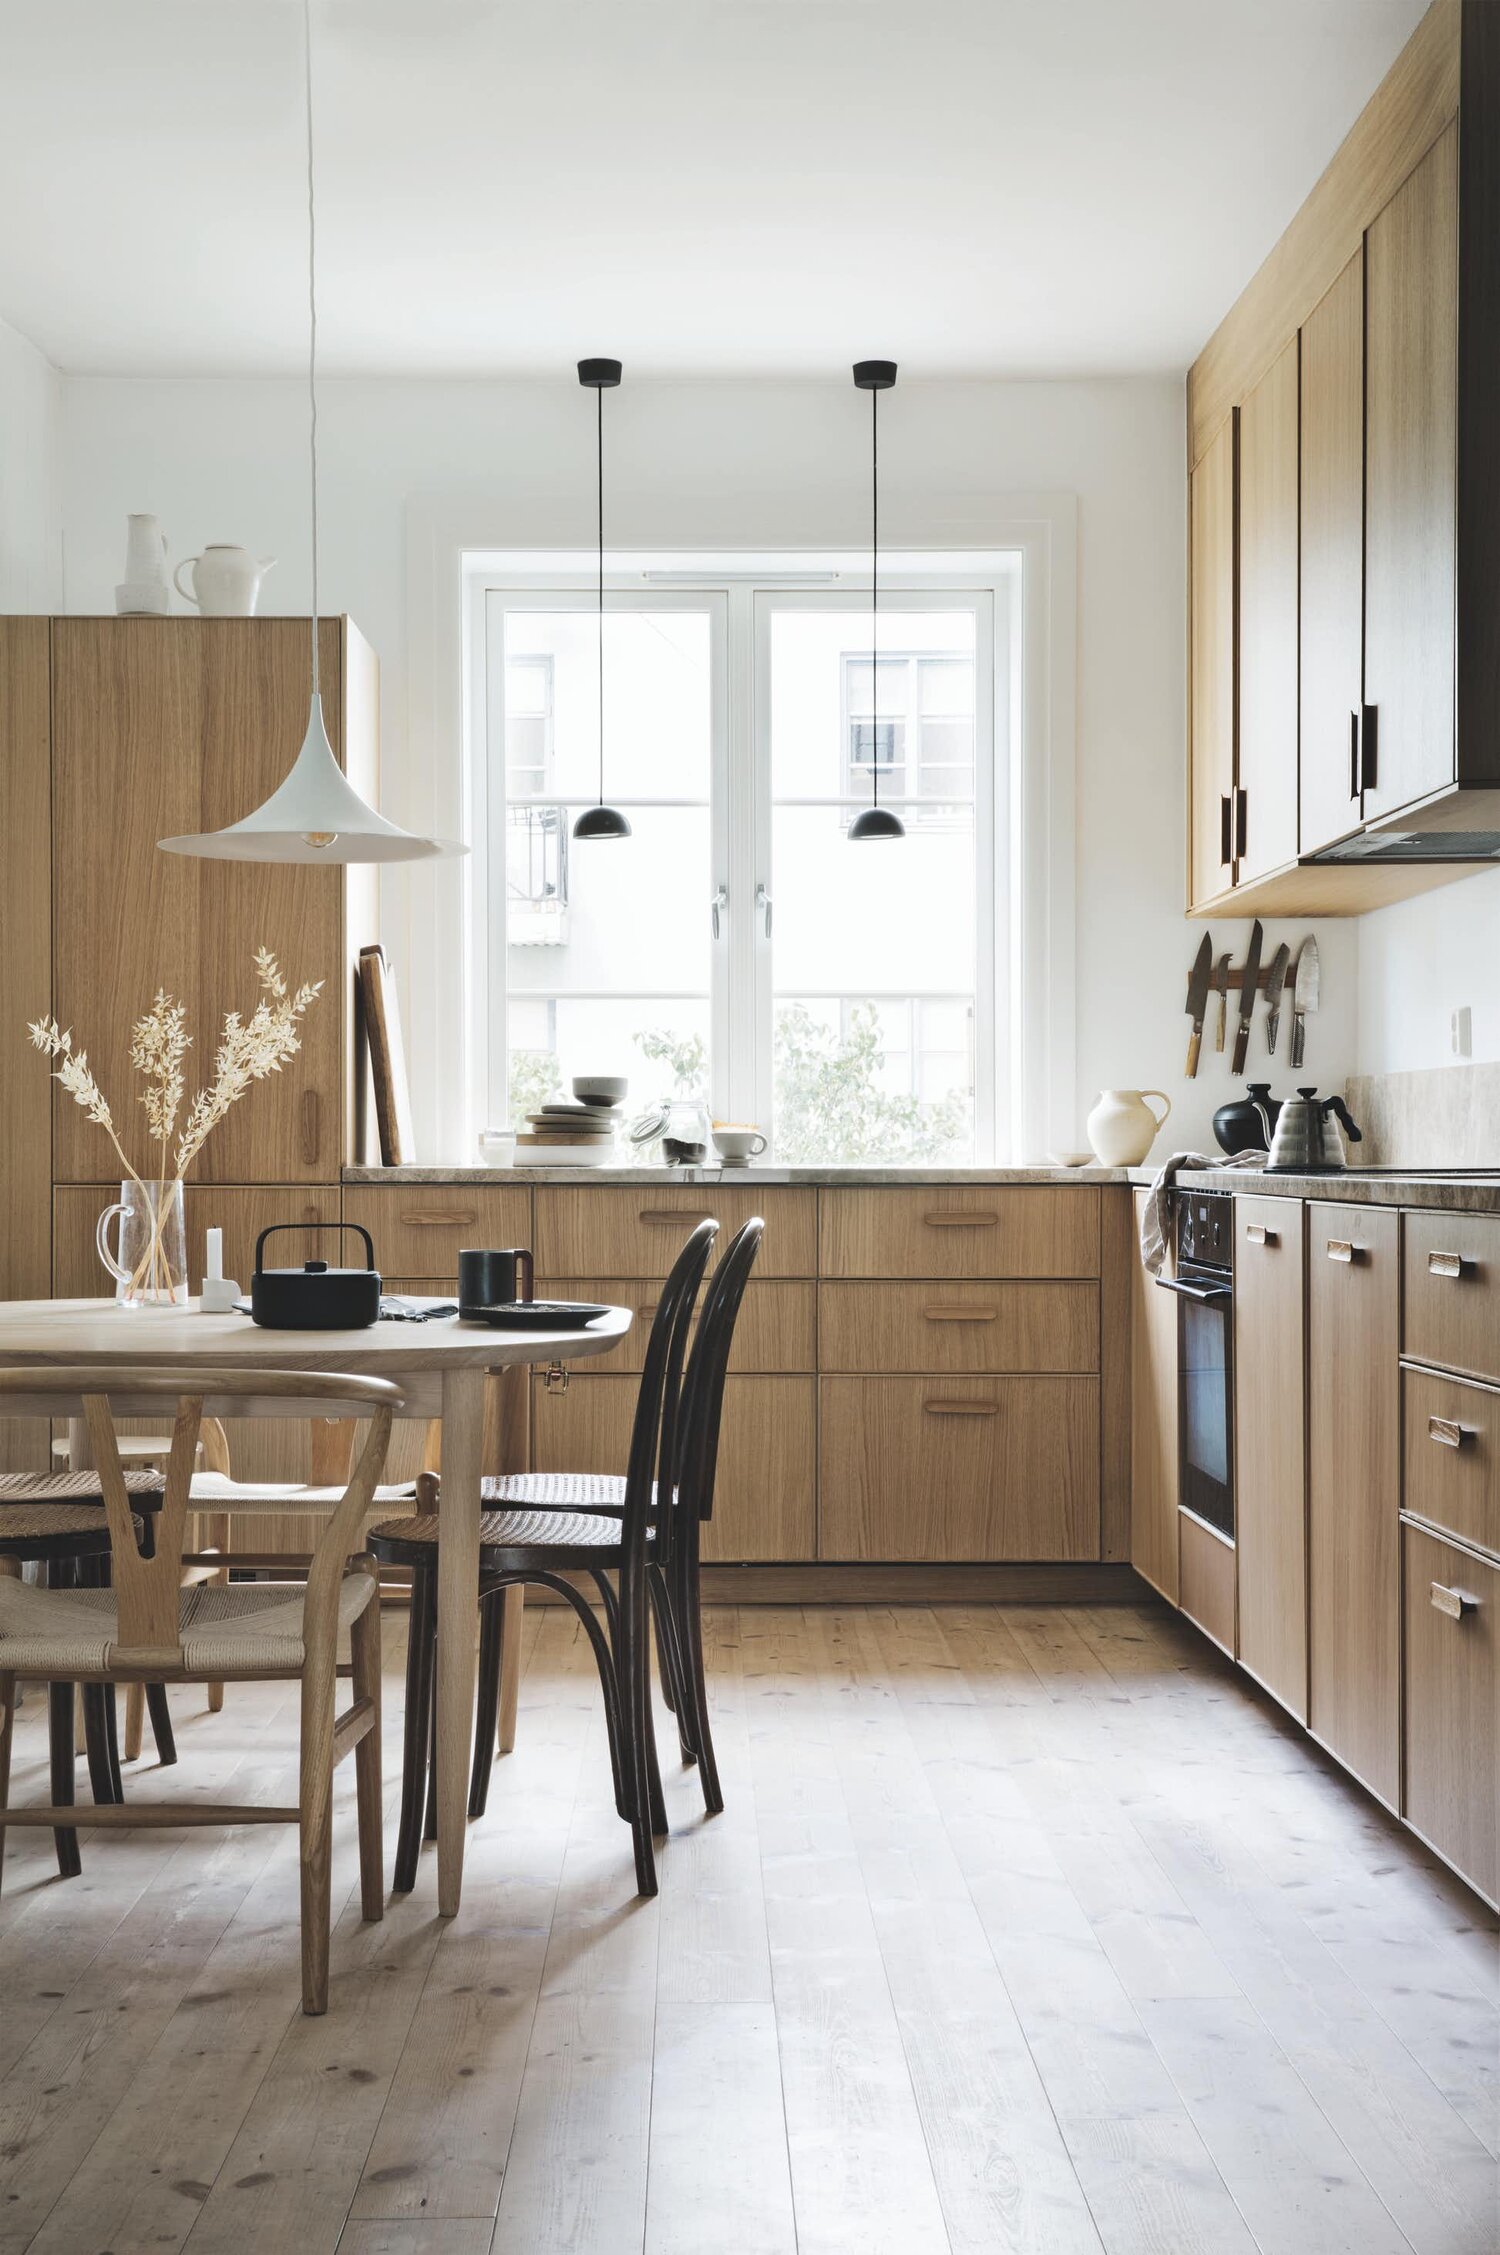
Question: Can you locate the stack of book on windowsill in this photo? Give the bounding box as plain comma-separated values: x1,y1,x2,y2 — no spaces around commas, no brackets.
513,1102,623,1167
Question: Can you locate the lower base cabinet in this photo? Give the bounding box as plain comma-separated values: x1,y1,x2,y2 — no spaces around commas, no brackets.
1403,1523,1497,1907
1178,1509,1236,1657
1234,1194,1307,1718
818,1374,1099,1560
530,1371,816,1562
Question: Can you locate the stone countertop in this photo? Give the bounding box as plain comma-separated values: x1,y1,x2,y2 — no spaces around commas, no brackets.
1127,1163,1500,1214
343,1164,1135,1188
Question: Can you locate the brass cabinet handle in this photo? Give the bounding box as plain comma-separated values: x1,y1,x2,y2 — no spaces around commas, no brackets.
923,1306,998,1324
639,1210,713,1226
923,1212,998,1229
1428,1416,1467,1449
923,1399,999,1418
1427,1250,1468,1279
1244,1222,1277,1246
1431,1580,1478,1621
404,1210,477,1227
1325,1240,1359,1263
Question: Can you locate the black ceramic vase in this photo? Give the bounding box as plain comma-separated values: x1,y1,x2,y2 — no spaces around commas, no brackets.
1212,1082,1281,1155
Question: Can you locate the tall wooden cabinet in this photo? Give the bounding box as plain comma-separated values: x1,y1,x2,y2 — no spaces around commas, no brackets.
1298,250,1365,856
1234,1194,1307,1719
1235,338,1300,885
1188,419,1237,906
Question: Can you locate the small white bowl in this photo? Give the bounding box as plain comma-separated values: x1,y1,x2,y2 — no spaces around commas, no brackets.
477,1129,516,1169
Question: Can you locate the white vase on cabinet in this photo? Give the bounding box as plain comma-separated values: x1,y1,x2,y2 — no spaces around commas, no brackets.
173,545,276,617
1086,1087,1172,1166
115,514,171,616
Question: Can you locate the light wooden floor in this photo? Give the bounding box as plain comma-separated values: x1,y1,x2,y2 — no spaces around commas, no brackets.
0,1600,1495,2255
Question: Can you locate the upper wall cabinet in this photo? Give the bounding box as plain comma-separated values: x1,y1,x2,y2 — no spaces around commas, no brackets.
1186,0,1500,917
1189,419,1237,907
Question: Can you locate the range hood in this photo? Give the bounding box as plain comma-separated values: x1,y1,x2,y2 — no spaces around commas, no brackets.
1304,779,1500,866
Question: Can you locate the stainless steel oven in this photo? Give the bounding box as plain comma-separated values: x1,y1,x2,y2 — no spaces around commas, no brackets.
1156,1188,1234,1540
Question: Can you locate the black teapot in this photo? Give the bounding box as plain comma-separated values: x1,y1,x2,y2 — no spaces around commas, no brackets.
1212,1082,1282,1156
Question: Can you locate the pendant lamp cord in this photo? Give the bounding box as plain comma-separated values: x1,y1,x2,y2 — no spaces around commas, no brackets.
304,0,321,700
870,384,879,811
597,381,605,807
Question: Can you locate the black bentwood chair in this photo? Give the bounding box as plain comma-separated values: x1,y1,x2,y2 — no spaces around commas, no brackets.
368,1220,719,1899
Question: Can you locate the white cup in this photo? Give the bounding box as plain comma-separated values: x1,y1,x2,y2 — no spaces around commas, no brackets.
712,1125,768,1167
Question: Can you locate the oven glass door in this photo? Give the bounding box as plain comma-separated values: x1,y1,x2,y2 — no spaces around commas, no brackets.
1177,1275,1234,1538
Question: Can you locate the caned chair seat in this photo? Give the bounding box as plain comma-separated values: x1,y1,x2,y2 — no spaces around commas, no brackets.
478,1470,626,1514
187,1472,419,1520
0,1504,145,1550
0,1568,376,1677
369,1507,651,1566
0,1470,164,1505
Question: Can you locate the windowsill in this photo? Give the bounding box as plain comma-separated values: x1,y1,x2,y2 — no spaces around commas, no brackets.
343,1162,1131,1186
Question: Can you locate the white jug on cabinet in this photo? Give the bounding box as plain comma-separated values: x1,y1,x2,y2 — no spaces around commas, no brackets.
1085,1088,1172,1166
173,545,276,616
115,514,171,615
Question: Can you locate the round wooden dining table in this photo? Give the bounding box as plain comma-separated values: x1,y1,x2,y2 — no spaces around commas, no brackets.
0,1295,631,1915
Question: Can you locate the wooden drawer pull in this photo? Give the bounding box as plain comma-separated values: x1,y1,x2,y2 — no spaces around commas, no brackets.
923,1212,997,1229
1325,1240,1359,1264
403,1211,477,1228
923,1399,999,1418
1427,1249,1468,1279
923,1306,998,1324
639,1210,713,1226
1428,1416,1467,1449
1431,1580,1478,1621
1244,1222,1277,1246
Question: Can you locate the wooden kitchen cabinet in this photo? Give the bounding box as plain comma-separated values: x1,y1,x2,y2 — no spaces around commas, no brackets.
819,1186,1098,1279
534,1184,815,1279
1130,1188,1179,1604
1403,1522,1497,1907
1299,249,1365,856
343,1181,532,1282
1189,416,1237,907
1401,1208,1500,1383
818,1279,1097,1374
1307,1202,1400,1807
1362,124,1458,829
546,1278,814,1374
1235,337,1300,883
0,621,52,1471
1234,1194,1307,1719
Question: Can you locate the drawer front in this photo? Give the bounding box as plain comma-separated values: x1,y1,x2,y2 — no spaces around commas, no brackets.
1403,1524,1497,1904
535,1186,815,1279
1403,1368,1500,1559
530,1371,815,1560
54,1185,341,1299
1179,1510,1237,1660
819,1187,1099,1279
343,1184,533,1282
1403,1210,1500,1383
819,1280,1098,1374
547,1279,814,1373
817,1375,1099,1560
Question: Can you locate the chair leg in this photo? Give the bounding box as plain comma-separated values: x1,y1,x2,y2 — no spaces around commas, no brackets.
298,1668,335,2017
617,1563,658,1897
45,1559,82,1878
497,1583,523,1755
203,1511,229,1714
469,1590,504,1820
394,1563,435,1894
649,1563,697,1764
77,1556,119,1807
349,1570,384,1925
0,1669,15,1892
123,1681,145,1762
145,1684,177,1767
677,1536,723,1817
102,1685,124,1804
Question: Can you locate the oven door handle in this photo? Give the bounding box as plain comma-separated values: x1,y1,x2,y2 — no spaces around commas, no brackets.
1153,1275,1232,1303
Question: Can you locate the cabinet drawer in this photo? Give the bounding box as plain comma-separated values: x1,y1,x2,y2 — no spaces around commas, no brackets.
535,1186,815,1279
343,1184,532,1281
547,1279,813,1373
819,1187,1099,1279
819,1280,1097,1373
817,1375,1099,1560
530,1371,815,1561
1179,1511,1236,1660
1403,1524,1497,1905
1403,1211,1500,1383
1403,1368,1500,1559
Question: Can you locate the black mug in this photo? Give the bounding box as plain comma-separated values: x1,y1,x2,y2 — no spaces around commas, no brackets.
458,1246,534,1316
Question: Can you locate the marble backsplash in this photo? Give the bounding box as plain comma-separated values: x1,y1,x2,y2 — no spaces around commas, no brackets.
1343,1063,1500,1167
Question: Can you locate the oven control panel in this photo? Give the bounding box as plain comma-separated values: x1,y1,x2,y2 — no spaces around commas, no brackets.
1176,1189,1235,1274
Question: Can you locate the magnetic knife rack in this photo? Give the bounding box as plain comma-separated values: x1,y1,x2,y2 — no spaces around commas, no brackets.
1214,966,1289,997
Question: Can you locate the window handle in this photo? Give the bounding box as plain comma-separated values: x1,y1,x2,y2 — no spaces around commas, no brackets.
756,882,773,939
710,884,728,941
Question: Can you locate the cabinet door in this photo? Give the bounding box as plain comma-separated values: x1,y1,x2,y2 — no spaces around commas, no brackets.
1300,250,1365,855
1236,337,1300,882
1363,125,1458,826
1189,416,1237,906
51,618,349,1185
0,622,52,1472
1234,1195,1307,1719
1403,1524,1497,1906
1130,1189,1179,1603
1307,1202,1400,1805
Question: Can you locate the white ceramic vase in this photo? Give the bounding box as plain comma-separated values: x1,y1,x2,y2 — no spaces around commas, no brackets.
1085,1087,1172,1166
173,544,276,617
115,514,171,616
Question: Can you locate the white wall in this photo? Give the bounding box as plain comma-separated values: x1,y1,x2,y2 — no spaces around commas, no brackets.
1355,868,1500,1076
57,371,1359,1159
0,313,61,610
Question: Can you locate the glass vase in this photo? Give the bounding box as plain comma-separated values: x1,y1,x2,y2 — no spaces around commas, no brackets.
96,1179,189,1308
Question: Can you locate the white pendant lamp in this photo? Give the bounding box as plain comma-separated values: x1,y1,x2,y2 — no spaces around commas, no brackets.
848,359,905,843
160,0,462,867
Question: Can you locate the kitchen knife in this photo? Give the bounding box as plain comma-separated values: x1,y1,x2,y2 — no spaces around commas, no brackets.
1184,933,1214,1078
1213,951,1233,1051
1230,919,1264,1075
1263,941,1291,1056
1290,935,1320,1068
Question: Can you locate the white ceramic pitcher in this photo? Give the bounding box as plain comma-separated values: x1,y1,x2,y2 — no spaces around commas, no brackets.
115,514,171,615
1085,1088,1172,1166
173,544,276,616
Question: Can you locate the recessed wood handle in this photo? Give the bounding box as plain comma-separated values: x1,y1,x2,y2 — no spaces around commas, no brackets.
923,1212,998,1229
923,1306,998,1324
639,1210,713,1226
1325,1240,1358,1263
1244,1223,1277,1246
404,1211,477,1227
1428,1416,1466,1449
1431,1581,1478,1621
1427,1250,1467,1279
300,1089,321,1166
923,1399,999,1418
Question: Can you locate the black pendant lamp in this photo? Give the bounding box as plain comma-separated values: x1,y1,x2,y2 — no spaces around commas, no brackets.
848,359,904,843
573,358,632,841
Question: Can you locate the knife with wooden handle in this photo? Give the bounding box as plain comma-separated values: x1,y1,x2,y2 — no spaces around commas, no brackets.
1184,934,1214,1079
1213,951,1232,1051
1230,920,1263,1075
1263,942,1291,1056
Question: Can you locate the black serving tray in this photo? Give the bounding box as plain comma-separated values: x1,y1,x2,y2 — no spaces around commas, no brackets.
465,1300,613,1331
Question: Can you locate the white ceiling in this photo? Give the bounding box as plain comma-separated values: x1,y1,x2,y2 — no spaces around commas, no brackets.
0,0,1427,379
